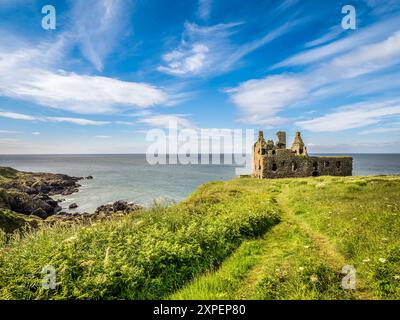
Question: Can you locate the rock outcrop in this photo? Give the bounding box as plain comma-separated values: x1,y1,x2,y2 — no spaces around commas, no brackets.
48,200,142,224
0,166,83,219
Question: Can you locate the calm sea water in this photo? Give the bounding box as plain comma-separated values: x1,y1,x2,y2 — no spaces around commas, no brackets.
0,154,399,213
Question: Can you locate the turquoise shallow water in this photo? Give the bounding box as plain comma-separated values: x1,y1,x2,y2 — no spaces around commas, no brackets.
0,154,399,213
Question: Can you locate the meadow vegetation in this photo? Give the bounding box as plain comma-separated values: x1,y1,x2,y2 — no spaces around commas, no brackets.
0,175,399,300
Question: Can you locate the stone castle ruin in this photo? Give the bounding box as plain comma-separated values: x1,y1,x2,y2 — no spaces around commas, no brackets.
253,131,352,179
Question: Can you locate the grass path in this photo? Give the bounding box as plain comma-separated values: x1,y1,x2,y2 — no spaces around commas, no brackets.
276,185,347,271
172,183,375,300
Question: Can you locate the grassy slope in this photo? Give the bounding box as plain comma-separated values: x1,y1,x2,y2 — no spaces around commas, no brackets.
0,175,399,300
0,167,42,234
0,181,279,299
172,176,400,300
0,209,42,234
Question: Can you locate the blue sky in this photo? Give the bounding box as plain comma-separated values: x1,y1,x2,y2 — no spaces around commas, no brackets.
0,0,400,154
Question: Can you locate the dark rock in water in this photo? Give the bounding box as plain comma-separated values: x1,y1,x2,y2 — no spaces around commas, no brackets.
69,203,78,209
85,176,93,180
95,200,142,215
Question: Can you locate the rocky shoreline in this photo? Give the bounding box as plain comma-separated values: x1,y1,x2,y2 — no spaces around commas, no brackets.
0,166,142,232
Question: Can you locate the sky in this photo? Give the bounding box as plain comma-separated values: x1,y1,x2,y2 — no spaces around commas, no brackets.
0,0,400,154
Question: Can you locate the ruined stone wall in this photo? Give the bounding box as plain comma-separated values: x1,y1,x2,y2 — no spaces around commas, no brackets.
252,130,352,179
259,155,352,179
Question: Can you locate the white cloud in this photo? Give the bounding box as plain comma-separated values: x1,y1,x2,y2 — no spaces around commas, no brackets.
95,135,112,139
158,43,209,75
324,31,400,79
0,111,36,120
274,16,400,68
70,0,134,71
360,124,400,134
158,22,241,76
138,114,196,129
228,28,400,127
0,111,110,126
0,130,22,134
32,131,40,135
158,19,298,77
364,0,400,15
295,100,400,132
304,27,343,48
227,75,307,125
0,44,169,114
45,117,110,126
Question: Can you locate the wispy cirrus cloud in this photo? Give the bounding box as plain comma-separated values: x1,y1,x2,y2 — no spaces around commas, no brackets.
158,22,242,76
0,111,110,126
138,114,196,130
158,16,302,77
274,15,400,69
360,124,400,135
295,100,400,132
69,0,134,71
228,18,400,129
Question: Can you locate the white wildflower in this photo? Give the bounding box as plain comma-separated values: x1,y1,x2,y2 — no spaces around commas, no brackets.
310,275,318,282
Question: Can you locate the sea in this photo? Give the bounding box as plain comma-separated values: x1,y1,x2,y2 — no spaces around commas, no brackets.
0,154,399,213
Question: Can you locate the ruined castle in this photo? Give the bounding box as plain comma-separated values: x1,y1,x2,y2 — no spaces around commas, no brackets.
252,131,352,179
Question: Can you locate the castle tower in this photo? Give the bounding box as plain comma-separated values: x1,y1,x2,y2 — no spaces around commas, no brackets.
258,130,264,142
276,131,286,149
291,132,308,156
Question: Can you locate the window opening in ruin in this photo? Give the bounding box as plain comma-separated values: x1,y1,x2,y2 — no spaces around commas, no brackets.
281,161,285,167
313,161,318,170
312,171,319,177
272,150,276,155
272,163,277,171
324,161,330,167
291,162,297,171
336,161,341,168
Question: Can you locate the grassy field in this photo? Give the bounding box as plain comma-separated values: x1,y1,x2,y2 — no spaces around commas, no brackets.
0,175,399,299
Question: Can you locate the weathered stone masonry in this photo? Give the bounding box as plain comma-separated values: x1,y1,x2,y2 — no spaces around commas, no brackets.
252,131,352,179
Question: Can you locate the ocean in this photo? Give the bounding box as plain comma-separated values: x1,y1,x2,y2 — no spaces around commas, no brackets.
0,154,399,213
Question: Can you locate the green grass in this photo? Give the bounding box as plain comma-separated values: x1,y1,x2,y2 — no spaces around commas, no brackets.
0,175,399,300
0,180,279,299
0,209,42,234
171,176,400,300
0,167,18,180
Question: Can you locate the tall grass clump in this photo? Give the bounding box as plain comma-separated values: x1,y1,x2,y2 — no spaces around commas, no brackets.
0,180,280,300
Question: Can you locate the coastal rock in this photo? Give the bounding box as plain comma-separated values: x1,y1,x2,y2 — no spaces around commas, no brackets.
0,166,83,219
95,200,142,215
69,203,78,209
0,189,61,219
44,199,143,226
85,176,93,180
